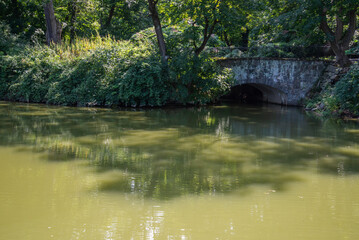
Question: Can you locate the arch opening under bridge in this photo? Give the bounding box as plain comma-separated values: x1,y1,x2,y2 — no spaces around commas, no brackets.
223,84,287,105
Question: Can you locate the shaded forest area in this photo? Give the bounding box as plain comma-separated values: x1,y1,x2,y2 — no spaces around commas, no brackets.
0,0,359,116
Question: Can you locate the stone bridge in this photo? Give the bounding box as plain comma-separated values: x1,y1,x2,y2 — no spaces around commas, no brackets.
218,58,333,105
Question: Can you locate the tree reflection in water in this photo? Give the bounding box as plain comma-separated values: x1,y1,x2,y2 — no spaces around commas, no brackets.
0,102,359,200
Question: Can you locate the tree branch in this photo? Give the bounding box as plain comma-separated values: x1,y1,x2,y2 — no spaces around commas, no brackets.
105,4,116,27
203,17,209,38
342,9,357,49
195,19,219,55
147,0,168,63
319,9,335,41
335,8,343,42
223,30,231,47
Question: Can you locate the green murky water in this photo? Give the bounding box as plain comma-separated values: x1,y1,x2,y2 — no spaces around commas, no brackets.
0,102,359,239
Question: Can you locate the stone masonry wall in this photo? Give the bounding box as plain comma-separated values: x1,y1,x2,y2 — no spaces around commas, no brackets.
218,58,331,105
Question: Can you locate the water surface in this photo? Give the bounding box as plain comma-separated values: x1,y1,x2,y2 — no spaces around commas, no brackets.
0,102,359,239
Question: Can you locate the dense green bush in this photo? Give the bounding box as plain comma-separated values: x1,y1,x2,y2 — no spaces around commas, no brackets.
305,63,359,118
168,50,233,104
248,43,295,58
1,32,233,107
335,63,359,116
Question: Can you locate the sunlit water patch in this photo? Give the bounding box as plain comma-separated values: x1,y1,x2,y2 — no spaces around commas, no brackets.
0,102,359,239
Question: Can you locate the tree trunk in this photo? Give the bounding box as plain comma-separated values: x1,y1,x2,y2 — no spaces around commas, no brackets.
68,1,77,44
223,31,231,47
241,28,249,49
105,4,116,28
195,19,218,56
44,0,61,45
147,0,168,63
320,8,357,67
329,42,351,67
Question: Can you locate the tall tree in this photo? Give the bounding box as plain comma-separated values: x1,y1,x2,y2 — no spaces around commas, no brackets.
268,0,359,66
147,0,168,63
104,2,116,28
44,0,61,45
318,1,358,66
162,0,251,55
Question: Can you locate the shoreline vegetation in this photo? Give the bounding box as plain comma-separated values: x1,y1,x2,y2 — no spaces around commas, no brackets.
304,62,359,119
0,26,234,108
1,28,358,119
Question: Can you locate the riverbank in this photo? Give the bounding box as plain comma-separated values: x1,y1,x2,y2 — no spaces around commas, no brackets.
304,61,359,119
0,33,233,108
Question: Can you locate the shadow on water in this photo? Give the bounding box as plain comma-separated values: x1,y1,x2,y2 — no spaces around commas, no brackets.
1,101,359,200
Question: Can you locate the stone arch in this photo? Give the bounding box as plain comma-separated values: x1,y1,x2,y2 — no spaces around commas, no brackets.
245,83,287,105
218,58,330,105
229,83,288,105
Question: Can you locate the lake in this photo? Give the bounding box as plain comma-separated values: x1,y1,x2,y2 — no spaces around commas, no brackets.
0,101,359,240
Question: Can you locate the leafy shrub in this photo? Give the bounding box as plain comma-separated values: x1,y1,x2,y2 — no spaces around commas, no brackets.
305,63,359,117
169,50,233,104
1,32,233,107
248,43,296,58
224,49,244,58
335,63,359,116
